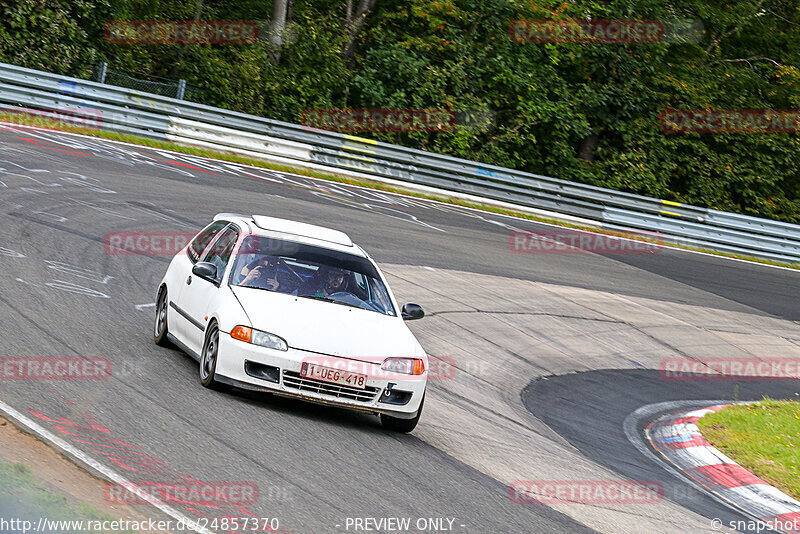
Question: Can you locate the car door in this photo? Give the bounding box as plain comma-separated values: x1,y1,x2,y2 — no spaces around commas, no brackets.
168,220,229,346
176,225,240,355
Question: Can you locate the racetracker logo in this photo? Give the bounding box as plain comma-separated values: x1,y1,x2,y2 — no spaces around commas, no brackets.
300,109,456,133
299,355,434,383
104,481,260,506
509,480,663,504
1,357,111,380
660,358,800,381
104,231,197,256
104,20,259,45
660,109,800,134
509,19,703,44
509,230,660,254
427,356,458,381
1,107,103,129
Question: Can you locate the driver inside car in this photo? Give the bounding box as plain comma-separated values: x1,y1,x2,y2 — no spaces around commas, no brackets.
302,267,348,298
238,255,280,291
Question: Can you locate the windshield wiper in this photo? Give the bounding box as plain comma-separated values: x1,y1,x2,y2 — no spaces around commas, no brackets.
235,283,276,293
301,294,336,303
299,294,361,309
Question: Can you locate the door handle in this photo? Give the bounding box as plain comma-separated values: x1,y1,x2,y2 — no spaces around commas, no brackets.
186,276,192,285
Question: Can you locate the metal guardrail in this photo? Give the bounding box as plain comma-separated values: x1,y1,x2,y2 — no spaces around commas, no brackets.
1,61,799,264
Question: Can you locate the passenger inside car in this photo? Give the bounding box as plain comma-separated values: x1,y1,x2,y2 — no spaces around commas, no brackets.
238,255,281,291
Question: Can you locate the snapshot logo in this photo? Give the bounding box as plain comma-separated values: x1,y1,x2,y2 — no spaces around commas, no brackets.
715,518,800,533
509,19,703,44
104,231,196,256
660,109,800,134
509,229,660,255
660,358,800,381
104,481,260,506
509,480,663,504
104,20,259,45
1,106,103,130
300,109,456,133
1,357,111,381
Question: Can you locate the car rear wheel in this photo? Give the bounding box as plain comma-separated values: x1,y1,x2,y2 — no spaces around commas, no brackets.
200,323,222,389
154,288,172,347
380,393,424,433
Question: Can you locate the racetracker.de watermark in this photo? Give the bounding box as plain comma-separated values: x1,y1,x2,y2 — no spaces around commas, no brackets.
509,480,663,504
300,108,456,133
299,355,449,382
104,231,276,256
509,229,661,254
1,107,103,129
660,109,800,134
104,20,259,45
660,358,800,381
104,481,261,506
509,19,703,44
1,357,111,380
104,231,197,256
298,356,487,382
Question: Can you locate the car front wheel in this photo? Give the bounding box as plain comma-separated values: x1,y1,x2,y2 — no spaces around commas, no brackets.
154,288,172,347
380,393,424,433
200,323,222,389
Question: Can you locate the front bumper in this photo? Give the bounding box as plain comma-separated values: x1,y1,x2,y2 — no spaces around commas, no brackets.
215,335,426,419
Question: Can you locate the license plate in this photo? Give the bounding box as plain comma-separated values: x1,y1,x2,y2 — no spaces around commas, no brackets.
300,363,367,389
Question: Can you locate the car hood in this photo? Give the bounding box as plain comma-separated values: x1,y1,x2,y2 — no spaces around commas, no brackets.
230,286,424,360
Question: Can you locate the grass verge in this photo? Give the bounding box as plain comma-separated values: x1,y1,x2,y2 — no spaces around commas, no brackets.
697,399,800,500
1,111,797,270
0,459,133,531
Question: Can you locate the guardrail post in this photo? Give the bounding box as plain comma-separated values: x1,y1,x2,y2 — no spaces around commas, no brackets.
176,79,186,100
97,62,108,84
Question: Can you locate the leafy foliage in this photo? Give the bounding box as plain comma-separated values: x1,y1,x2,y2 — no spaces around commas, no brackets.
1,0,798,221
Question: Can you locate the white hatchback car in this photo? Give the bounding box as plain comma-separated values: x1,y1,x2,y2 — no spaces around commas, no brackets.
154,214,428,432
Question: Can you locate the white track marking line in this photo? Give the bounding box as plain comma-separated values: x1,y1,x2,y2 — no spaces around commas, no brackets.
31,210,68,223
135,302,156,311
0,398,215,534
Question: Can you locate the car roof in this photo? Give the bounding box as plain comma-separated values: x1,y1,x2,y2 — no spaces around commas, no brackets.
213,214,367,257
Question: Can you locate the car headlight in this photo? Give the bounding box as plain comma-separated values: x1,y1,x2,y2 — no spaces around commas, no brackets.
230,326,288,351
382,357,425,375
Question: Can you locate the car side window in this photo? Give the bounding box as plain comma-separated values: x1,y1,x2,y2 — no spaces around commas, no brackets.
353,272,369,300
368,276,395,316
187,221,229,263
200,226,239,283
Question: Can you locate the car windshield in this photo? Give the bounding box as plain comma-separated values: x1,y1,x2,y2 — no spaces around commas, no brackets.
230,235,396,316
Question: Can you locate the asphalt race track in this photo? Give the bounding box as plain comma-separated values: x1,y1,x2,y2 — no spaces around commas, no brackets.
1,123,799,534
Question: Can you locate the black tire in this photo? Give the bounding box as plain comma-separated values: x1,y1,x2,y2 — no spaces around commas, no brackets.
380,393,424,433
199,323,222,389
154,287,173,347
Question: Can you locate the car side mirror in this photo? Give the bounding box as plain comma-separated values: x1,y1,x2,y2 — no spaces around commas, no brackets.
192,262,218,282
401,303,424,321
